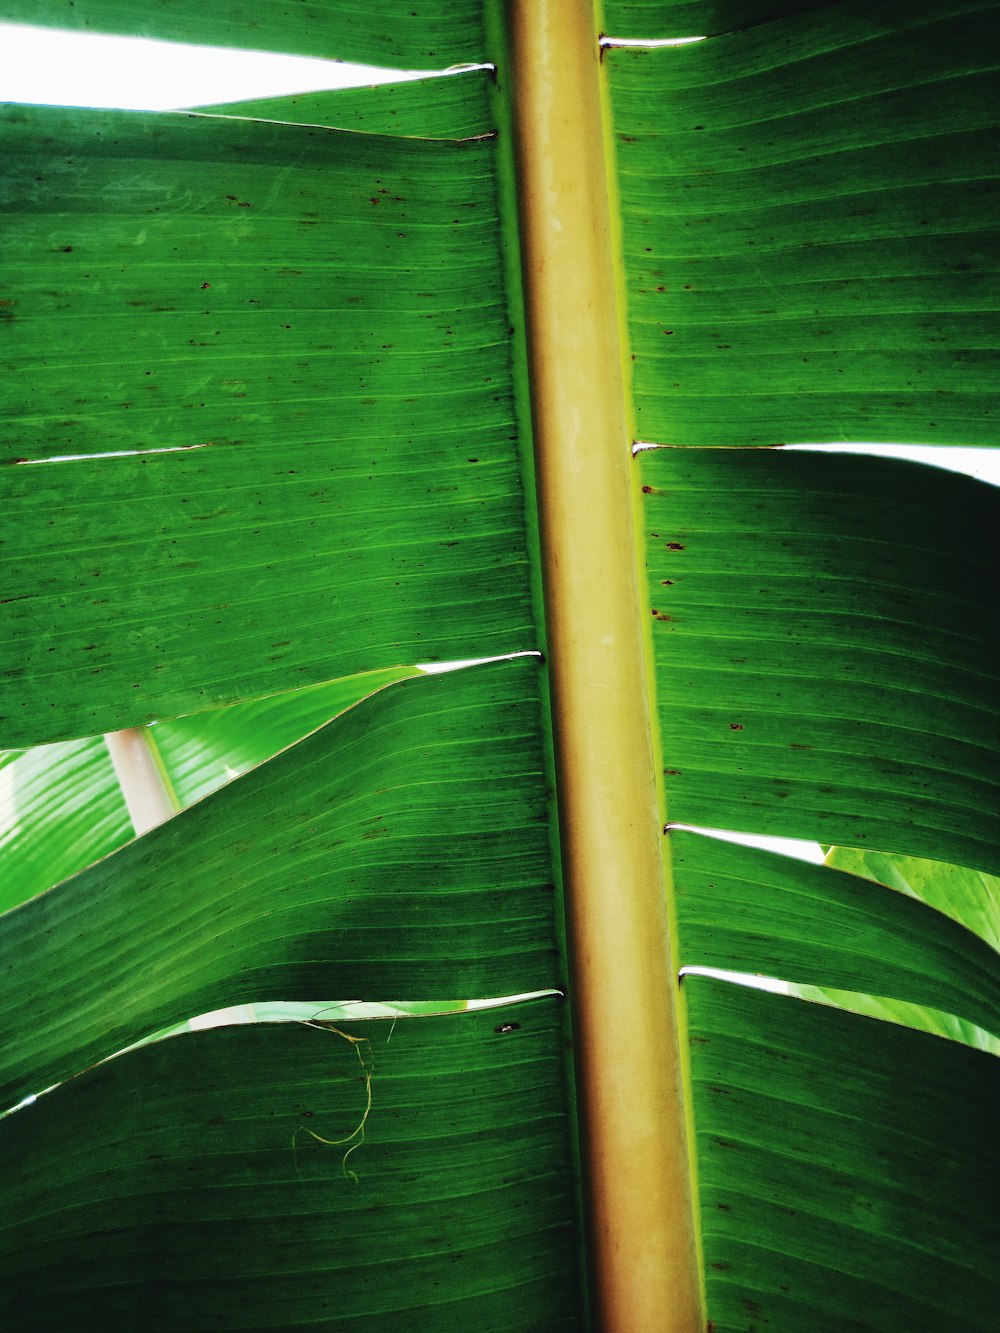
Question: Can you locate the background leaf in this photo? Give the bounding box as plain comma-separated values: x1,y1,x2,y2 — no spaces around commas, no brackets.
0,666,416,911
825,844,1000,949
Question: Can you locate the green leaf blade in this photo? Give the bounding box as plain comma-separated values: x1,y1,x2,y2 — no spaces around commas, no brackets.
1,105,531,745
202,70,495,140
608,3,1000,445
0,1004,583,1330
644,450,1000,874
673,831,1000,1042
0,661,562,1108
688,977,1000,1332
0,1,487,66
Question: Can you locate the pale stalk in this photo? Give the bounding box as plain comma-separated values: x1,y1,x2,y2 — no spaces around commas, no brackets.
104,727,179,836
504,2,703,1328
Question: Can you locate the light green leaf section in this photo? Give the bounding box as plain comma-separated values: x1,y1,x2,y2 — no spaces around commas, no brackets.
203,70,494,140
0,738,130,912
787,984,1000,1056
0,666,415,911
608,1,1000,445
672,831,1000,1042
0,660,561,1109
643,450,1000,874
687,977,1000,1332
0,1005,583,1331
826,844,1000,950
0,103,531,746
0,0,487,66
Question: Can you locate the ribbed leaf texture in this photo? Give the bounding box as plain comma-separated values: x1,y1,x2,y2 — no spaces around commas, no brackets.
688,978,1000,1332
0,1005,583,1331
0,661,561,1109
673,831,1000,1042
0,100,533,744
608,2,1000,444
644,450,1000,874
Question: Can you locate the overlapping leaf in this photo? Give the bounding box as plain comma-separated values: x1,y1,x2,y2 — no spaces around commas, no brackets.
643,449,1000,874
0,1005,583,1331
608,1,1000,445
672,830,1000,1042
687,978,1000,1332
204,70,494,140
0,738,130,912
826,843,1000,949
0,102,532,745
0,666,415,911
0,660,560,1108
0,0,486,65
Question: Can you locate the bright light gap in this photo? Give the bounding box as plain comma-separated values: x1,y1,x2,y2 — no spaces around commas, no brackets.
16,445,212,465
0,23,484,112
416,651,541,675
600,36,708,49
680,966,790,995
633,440,1000,487
668,824,825,865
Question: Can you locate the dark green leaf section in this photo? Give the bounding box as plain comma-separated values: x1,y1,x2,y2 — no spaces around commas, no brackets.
0,1004,583,1331
0,667,415,912
0,0,487,65
0,660,561,1108
608,2,1000,445
0,105,530,745
0,738,130,914
672,831,1000,1040
644,450,1000,874
1,104,512,462
603,0,858,38
826,844,1000,950
203,70,494,140
687,977,1000,1332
